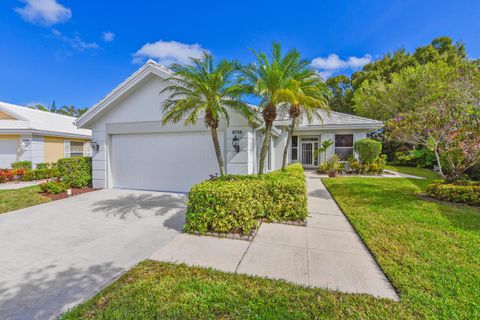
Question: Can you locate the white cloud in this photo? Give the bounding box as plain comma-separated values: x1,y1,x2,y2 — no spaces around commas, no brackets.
15,0,72,26
102,31,115,42
311,54,372,74
132,40,207,65
51,29,99,51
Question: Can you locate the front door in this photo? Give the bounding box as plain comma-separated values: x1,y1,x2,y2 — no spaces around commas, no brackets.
300,137,319,167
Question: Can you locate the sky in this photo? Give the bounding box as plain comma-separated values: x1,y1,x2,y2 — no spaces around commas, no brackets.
1,0,480,109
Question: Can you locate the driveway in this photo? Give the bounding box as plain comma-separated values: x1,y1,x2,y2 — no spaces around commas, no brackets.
0,189,186,320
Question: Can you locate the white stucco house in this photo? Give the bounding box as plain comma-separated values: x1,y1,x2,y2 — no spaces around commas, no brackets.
76,60,382,193
0,102,92,168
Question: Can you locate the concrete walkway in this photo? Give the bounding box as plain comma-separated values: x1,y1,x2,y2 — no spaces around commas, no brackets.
150,172,398,300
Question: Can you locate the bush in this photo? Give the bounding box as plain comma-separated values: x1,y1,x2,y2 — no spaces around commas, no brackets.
40,180,69,194
354,139,382,164
349,154,387,175
394,149,436,168
11,161,32,170
57,157,92,188
318,154,343,174
185,164,307,235
426,181,480,205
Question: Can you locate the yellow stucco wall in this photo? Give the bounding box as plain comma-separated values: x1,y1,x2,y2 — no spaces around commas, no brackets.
0,111,17,120
44,137,89,163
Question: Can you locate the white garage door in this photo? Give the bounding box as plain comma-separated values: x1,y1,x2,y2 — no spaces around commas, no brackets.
0,139,18,169
111,132,222,193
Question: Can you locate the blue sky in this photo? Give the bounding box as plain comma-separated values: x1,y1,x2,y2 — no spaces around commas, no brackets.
1,0,480,109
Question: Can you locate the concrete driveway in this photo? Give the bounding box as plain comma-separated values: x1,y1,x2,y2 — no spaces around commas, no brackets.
0,189,186,320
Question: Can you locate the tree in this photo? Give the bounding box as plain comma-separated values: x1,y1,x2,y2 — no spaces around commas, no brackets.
29,100,57,113
238,42,302,174
161,52,253,176
385,62,480,181
279,71,330,170
353,62,453,120
58,105,79,117
325,75,353,114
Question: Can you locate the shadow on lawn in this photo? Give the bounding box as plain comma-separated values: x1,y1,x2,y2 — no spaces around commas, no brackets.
91,193,186,219
0,261,123,320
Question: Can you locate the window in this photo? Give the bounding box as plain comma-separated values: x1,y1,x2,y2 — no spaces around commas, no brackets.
291,136,298,161
70,141,84,157
335,134,353,161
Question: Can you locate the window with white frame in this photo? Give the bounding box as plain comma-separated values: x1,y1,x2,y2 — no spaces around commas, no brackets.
70,141,84,157
291,136,298,162
335,134,353,161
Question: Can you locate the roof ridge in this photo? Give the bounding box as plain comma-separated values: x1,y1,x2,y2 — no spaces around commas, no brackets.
0,101,78,120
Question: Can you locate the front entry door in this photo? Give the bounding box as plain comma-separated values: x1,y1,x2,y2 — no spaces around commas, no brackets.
301,142,313,166
301,138,319,167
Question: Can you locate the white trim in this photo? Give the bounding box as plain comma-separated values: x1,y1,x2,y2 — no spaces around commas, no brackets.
64,140,71,158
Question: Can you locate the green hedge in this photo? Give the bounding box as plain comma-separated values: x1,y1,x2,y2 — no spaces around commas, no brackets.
426,181,480,205
11,161,32,170
57,157,92,188
185,164,307,235
354,138,382,164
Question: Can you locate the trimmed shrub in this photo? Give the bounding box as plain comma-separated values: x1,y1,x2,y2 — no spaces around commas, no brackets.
11,161,32,170
394,149,436,168
354,139,382,164
185,164,307,235
57,157,92,188
349,154,387,175
426,181,480,205
40,180,69,194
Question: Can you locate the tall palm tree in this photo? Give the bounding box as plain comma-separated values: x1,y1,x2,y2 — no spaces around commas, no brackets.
238,42,302,174
30,100,57,113
161,52,253,176
58,105,78,117
279,71,331,170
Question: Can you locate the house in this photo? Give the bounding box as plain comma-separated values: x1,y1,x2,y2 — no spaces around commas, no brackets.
0,102,92,168
76,60,382,193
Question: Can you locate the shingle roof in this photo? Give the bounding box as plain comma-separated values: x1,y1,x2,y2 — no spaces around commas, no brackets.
0,101,91,138
275,110,383,129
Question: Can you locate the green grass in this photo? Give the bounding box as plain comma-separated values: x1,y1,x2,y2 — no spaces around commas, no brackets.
385,164,441,180
62,167,480,319
0,186,50,214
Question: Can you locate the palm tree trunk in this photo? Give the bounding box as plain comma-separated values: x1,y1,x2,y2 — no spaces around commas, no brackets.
258,123,272,174
210,127,225,176
281,117,296,171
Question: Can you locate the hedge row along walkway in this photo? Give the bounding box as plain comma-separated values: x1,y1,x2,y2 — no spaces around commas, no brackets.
150,171,398,300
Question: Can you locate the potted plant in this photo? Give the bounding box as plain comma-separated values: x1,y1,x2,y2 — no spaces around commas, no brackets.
320,154,342,177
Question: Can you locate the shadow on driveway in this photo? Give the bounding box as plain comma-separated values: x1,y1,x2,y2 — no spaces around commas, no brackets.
0,262,124,320
91,193,186,219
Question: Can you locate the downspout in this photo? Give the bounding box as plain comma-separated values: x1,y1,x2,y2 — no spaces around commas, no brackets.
253,124,265,174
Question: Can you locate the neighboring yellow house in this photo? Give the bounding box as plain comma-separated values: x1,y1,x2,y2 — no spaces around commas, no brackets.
0,101,91,168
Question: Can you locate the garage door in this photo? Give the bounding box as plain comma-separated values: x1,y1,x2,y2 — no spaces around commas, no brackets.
111,132,222,193
0,139,18,169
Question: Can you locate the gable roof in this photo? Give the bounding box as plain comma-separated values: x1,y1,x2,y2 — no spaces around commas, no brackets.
76,60,173,128
0,101,91,138
274,110,383,130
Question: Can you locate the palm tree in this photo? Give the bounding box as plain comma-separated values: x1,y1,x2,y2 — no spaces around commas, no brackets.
58,105,78,117
161,52,253,176
30,100,57,113
77,107,89,116
279,71,331,170
238,42,303,174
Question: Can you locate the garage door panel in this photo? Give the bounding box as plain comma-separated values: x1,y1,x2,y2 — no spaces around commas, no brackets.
0,140,18,169
111,132,222,192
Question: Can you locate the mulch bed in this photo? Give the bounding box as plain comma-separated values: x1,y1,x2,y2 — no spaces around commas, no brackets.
41,187,97,200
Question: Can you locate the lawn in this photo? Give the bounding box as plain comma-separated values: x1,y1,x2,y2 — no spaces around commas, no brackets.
0,186,50,214
62,166,479,319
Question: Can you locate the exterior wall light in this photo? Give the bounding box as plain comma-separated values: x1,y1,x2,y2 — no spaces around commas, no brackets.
90,140,100,152
232,134,240,153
